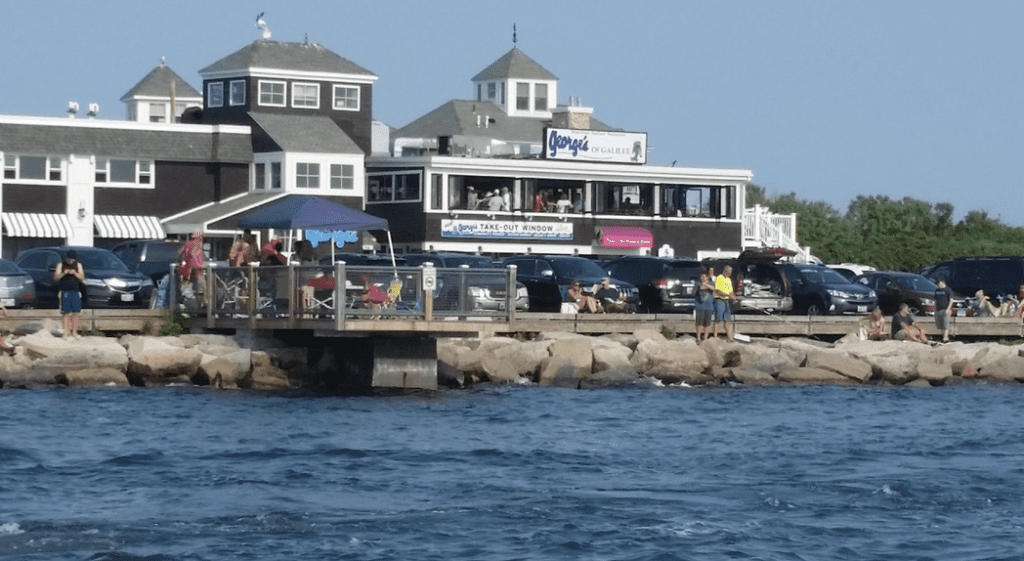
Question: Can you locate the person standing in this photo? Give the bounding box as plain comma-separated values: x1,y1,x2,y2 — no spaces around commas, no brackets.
179,231,206,307
466,186,479,210
713,265,736,342
54,250,85,338
500,186,511,211
934,278,953,342
694,269,716,341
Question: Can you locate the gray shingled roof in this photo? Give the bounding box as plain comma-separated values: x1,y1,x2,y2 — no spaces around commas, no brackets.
201,40,377,78
249,112,363,154
0,122,252,163
120,63,202,102
472,48,557,82
395,100,618,143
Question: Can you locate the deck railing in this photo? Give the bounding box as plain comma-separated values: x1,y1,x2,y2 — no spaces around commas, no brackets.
742,205,814,262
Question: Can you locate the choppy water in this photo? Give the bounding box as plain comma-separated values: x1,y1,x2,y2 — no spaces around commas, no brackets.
2,384,1024,560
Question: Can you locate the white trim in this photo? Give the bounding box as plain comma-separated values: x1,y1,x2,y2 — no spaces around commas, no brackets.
207,82,224,108
201,67,378,84
1,212,72,238
229,79,247,106
258,79,286,107
0,114,250,135
291,82,320,109
332,84,360,111
94,215,165,239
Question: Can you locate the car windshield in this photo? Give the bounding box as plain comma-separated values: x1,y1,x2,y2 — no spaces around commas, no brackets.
799,267,849,285
146,243,181,261
550,258,607,280
896,275,937,291
443,256,495,268
77,250,130,272
668,263,705,281
0,260,21,274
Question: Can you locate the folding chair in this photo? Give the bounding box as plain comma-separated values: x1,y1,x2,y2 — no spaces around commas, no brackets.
304,276,336,313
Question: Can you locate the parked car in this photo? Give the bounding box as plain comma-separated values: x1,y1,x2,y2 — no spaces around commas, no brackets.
702,249,794,314
827,263,876,280
15,246,155,308
778,263,877,315
319,253,402,267
850,271,945,316
402,252,529,312
501,255,638,312
603,256,704,313
110,239,182,283
0,258,36,309
920,256,1024,302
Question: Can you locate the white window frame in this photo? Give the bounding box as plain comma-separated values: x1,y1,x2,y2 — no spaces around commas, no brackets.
259,80,286,107
330,164,354,190
270,162,282,189
296,162,320,188
3,154,63,183
254,162,267,190
94,158,155,188
332,85,360,111
149,102,167,123
291,82,320,109
367,171,423,203
229,79,246,106
207,82,224,108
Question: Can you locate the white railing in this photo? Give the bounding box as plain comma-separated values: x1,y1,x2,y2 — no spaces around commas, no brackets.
742,205,814,262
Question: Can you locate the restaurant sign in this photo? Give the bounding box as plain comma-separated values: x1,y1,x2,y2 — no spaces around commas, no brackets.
544,128,648,165
441,219,573,241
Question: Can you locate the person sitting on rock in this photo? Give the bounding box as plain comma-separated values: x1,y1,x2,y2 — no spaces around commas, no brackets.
860,307,887,340
973,290,1012,317
892,303,929,343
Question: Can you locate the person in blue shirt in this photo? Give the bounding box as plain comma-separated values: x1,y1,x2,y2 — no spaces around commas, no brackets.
933,278,953,342
694,269,716,341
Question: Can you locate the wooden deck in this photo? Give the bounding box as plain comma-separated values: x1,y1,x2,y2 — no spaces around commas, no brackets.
0,308,167,334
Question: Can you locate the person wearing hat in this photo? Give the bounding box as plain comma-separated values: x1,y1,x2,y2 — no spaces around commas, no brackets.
487,189,503,211
592,277,627,313
466,186,478,209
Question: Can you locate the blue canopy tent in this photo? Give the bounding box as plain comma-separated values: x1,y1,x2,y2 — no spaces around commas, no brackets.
236,195,395,267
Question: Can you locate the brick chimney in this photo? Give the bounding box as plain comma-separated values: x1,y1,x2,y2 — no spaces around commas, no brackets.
551,96,593,129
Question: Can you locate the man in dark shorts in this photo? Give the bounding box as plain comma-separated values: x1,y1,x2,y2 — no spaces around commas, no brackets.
934,278,953,342
892,303,928,343
54,250,85,338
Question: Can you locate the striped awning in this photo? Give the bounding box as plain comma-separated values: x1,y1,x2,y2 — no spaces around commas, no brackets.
1,212,72,238
94,215,165,239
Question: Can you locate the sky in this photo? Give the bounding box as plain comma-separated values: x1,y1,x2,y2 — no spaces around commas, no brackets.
3,1,1023,225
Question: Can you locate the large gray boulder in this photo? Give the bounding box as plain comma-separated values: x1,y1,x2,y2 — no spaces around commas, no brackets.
978,356,1024,383
728,367,777,385
592,342,633,373
581,368,640,388
481,339,553,383
539,338,593,388
456,336,519,376
804,350,873,383
56,368,129,387
631,338,710,384
250,364,290,389
915,362,954,385
721,341,803,375
125,337,203,386
777,366,857,385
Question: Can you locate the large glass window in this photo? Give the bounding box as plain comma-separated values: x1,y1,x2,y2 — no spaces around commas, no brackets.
661,185,734,219
516,83,529,110
229,80,246,106
332,85,359,110
487,83,496,101
270,162,282,189
259,80,285,106
19,156,46,180
594,182,654,215
448,175,515,211
535,83,548,111
94,158,154,186
330,164,354,189
527,179,585,213
254,163,266,190
431,174,443,210
296,163,320,188
369,173,422,202
207,82,223,108
292,83,319,108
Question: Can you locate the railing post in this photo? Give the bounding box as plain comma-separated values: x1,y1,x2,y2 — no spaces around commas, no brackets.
335,261,345,332
287,263,296,328
248,263,257,330
169,264,179,315
205,263,215,329
506,264,517,325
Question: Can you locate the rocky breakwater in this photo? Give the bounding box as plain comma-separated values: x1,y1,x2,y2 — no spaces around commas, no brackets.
438,329,1024,388
0,321,294,390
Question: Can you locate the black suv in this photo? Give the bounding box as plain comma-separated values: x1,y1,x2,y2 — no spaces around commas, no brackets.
110,239,182,283
778,263,877,315
603,256,704,313
501,255,638,312
920,256,1024,301
702,249,794,313
16,246,155,308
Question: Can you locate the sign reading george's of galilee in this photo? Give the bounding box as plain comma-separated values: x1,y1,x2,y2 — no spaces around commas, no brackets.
544,128,648,165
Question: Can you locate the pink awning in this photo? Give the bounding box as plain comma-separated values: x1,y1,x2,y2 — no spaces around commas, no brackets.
598,226,653,249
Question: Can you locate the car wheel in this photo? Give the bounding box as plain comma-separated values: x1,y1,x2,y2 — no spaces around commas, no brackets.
806,301,824,316
906,303,922,316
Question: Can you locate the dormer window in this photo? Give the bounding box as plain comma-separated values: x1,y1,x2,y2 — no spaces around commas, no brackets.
259,80,286,106
333,85,359,111
229,80,246,106
207,82,223,108
292,83,319,108
535,84,548,111
516,83,529,110
487,83,496,101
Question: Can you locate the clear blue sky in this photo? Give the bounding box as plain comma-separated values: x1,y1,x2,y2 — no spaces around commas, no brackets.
3,1,1022,225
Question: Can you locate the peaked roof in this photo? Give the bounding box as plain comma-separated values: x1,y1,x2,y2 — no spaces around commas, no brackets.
395,100,619,143
201,40,377,78
250,112,362,154
120,63,202,101
472,47,557,82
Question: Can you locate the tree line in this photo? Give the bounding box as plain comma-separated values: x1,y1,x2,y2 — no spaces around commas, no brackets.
748,185,1024,271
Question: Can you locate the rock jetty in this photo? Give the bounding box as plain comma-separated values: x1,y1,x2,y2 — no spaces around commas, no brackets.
439,329,1024,388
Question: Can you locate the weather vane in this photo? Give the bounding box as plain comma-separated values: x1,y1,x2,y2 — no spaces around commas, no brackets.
256,12,271,39
513,23,517,45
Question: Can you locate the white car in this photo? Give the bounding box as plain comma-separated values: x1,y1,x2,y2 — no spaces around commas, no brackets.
827,263,876,280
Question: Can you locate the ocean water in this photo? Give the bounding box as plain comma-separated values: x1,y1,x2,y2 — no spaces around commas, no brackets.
2,384,1024,560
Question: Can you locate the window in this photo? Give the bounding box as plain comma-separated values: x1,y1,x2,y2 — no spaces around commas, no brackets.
207,82,223,108
229,80,246,106
149,103,166,123
594,182,653,215
535,83,548,111
431,174,443,210
487,83,496,100
259,80,285,106
270,162,282,189
95,158,155,186
660,185,733,218
254,163,266,190
476,84,482,101
3,155,62,182
332,85,359,110
501,83,506,106
292,83,319,108
516,83,529,110
330,164,354,189
296,163,319,188
394,174,420,201
174,102,189,122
